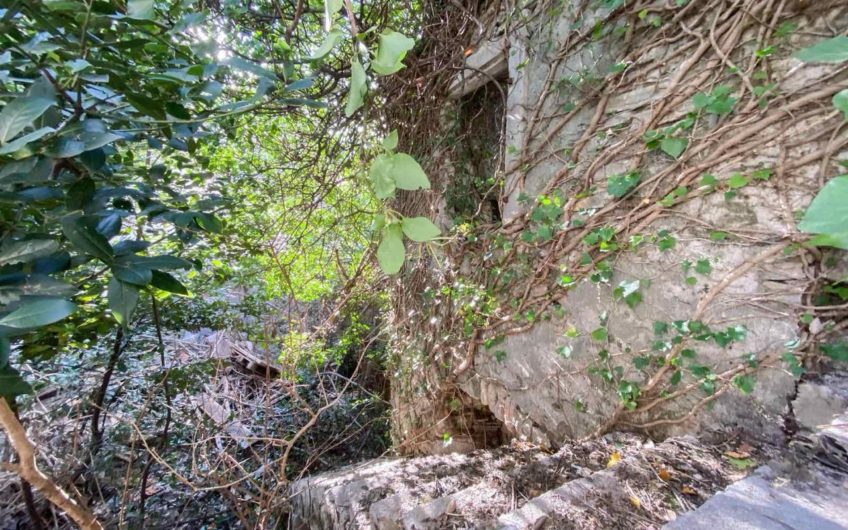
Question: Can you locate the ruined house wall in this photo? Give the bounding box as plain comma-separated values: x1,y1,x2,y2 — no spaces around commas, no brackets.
391,0,848,454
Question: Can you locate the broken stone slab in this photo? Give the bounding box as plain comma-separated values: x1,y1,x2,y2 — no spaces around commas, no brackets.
663,465,848,530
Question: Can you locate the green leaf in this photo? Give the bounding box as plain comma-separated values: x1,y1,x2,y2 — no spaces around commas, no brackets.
821,341,848,362
591,327,608,342
127,0,155,20
345,61,367,117
833,89,848,120
660,137,687,158
0,127,55,155
108,277,139,326
369,154,396,199
0,366,33,398
112,263,152,286
0,96,55,143
150,270,189,295
0,239,59,266
727,173,749,189
0,337,8,369
391,153,430,191
308,30,343,60
377,223,405,275
124,255,193,270
798,175,848,249
0,298,76,328
607,171,640,198
381,129,399,151
371,31,415,76
796,36,848,63
694,259,712,275
401,217,441,242
323,0,344,28
62,217,114,262
733,374,755,394
195,212,223,233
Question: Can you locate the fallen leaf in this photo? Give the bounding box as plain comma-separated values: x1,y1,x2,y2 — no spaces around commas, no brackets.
464,48,475,57
726,456,757,470
681,485,696,495
629,495,641,508
658,467,672,481
724,450,749,459
607,451,622,468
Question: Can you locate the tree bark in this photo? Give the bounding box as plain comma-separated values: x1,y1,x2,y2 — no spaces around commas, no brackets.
0,398,103,530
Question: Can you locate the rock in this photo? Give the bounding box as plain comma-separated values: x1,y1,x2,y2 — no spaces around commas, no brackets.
793,382,848,432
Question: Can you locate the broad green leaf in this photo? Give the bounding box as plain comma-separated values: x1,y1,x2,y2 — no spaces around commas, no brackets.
195,212,223,233
62,217,114,262
0,127,55,155
401,217,441,242
66,59,92,73
344,61,367,117
377,224,405,274
391,153,430,191
124,254,193,270
127,0,155,20
607,171,640,198
0,298,76,328
309,30,343,60
798,175,848,249
0,338,8,369
369,154,396,198
796,36,848,63
0,239,59,266
150,270,189,295
0,366,33,398
833,89,848,120
371,31,415,76
0,96,55,143
108,277,139,326
660,137,687,158
112,263,152,286
381,129,399,151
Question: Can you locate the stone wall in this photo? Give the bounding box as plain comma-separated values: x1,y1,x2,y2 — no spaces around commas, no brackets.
390,0,848,453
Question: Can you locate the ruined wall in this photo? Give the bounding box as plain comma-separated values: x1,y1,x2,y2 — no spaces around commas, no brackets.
390,0,848,453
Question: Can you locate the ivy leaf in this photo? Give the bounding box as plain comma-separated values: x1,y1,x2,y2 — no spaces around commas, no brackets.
0,96,55,143
727,173,749,189
62,216,114,262
821,341,848,362
369,154,396,199
391,153,430,191
0,298,76,329
833,89,848,120
660,137,687,158
344,61,367,117
371,31,415,76
591,327,608,342
381,129,399,151
733,374,755,394
126,0,155,19
150,270,189,295
796,36,848,63
607,171,640,198
377,223,405,275
401,217,441,242
308,29,343,60
0,239,59,266
108,277,139,326
798,175,848,249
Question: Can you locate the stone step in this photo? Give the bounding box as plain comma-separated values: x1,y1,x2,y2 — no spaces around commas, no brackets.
493,436,739,529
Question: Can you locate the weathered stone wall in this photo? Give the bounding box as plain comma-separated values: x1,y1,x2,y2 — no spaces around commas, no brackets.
390,0,848,453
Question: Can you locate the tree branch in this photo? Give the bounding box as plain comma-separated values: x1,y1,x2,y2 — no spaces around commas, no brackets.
0,398,103,530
